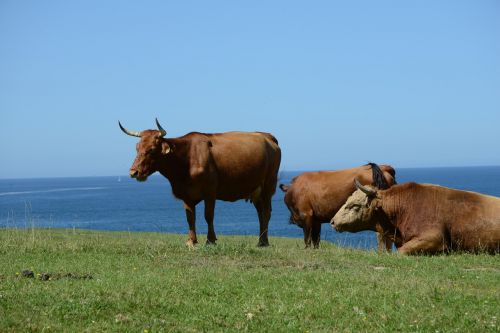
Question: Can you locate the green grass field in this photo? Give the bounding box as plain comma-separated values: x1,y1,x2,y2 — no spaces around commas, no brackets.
0,228,498,332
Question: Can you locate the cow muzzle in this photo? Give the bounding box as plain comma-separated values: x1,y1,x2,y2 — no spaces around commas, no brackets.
130,170,148,182
330,217,343,232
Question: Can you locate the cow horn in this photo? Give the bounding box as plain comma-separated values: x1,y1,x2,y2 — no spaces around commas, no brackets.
118,121,141,137
354,178,377,196
155,118,167,137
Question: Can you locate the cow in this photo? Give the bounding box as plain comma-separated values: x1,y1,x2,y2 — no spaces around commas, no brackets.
119,119,281,247
331,180,500,254
279,163,397,249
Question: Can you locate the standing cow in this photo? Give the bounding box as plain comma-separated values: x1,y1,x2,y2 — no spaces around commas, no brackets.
331,180,500,254
279,163,396,249
119,119,281,247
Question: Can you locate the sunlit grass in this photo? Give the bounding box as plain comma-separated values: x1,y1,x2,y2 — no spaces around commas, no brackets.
0,228,498,332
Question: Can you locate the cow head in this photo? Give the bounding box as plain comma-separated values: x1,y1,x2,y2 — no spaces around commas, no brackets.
119,118,172,182
331,179,380,232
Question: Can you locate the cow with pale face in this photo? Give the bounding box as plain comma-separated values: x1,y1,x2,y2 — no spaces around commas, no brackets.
119,119,281,247
331,180,500,254
280,163,397,249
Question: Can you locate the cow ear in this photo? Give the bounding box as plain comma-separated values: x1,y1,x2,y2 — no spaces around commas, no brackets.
161,142,173,155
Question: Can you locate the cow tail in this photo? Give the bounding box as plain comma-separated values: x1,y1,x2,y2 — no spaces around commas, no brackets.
367,162,390,189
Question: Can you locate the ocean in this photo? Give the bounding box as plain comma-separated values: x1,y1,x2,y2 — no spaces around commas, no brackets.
1,166,500,250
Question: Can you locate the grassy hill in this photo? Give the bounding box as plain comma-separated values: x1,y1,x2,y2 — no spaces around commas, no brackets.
0,228,498,332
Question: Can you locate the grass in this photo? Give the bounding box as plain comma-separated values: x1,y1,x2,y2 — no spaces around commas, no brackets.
0,228,499,332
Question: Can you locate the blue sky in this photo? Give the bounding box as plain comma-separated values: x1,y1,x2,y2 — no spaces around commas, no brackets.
1,1,499,178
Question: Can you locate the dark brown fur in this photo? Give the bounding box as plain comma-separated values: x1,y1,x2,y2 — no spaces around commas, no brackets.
280,163,396,248
125,128,281,246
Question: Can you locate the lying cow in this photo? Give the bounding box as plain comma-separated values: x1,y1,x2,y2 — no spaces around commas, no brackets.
331,180,500,254
119,119,281,247
279,163,396,249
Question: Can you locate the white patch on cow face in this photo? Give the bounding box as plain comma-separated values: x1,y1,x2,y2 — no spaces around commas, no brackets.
331,189,375,232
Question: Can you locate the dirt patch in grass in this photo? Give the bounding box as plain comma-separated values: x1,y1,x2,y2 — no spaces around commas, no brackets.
18,270,93,281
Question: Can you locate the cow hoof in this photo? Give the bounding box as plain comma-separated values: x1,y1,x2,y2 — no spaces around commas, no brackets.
257,241,270,247
186,239,198,248
206,240,217,245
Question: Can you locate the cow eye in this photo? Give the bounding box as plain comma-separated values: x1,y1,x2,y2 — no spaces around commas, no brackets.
350,204,361,211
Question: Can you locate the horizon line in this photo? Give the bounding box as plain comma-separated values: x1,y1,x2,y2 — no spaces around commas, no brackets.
2,164,500,181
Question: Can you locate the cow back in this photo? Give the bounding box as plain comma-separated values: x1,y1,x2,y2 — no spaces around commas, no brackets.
205,132,281,201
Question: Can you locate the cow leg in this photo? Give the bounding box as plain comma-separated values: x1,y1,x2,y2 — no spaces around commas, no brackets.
398,231,446,255
376,233,393,253
254,198,271,247
184,202,198,247
204,198,217,245
311,222,321,249
303,216,314,249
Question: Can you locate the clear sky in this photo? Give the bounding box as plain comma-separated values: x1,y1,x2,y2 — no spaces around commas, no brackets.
1,1,499,178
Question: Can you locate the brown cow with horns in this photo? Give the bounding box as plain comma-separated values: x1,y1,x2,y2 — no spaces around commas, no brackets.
332,180,500,254
119,119,281,247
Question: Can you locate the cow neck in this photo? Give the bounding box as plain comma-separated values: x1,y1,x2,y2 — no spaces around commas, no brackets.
157,138,190,189
379,189,408,231
372,196,402,246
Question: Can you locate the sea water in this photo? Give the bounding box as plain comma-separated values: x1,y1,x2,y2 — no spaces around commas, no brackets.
1,166,500,250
